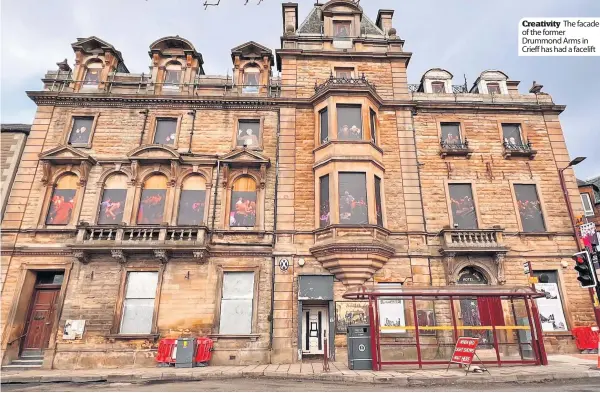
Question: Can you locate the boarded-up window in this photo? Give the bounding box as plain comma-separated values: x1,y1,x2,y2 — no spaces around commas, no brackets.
448,184,478,229
120,272,158,334
337,105,362,141
339,172,368,224
431,81,445,93
515,184,546,232
333,21,351,38
320,108,329,144
98,174,128,225
230,177,257,227
177,176,207,225
46,174,78,225
375,176,383,226
502,124,523,146
137,175,168,225
153,118,177,145
441,123,462,145
219,272,254,334
319,175,330,228
487,82,501,94
68,117,94,145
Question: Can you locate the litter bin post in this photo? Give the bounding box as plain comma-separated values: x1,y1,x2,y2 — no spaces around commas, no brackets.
347,324,372,370
175,338,196,368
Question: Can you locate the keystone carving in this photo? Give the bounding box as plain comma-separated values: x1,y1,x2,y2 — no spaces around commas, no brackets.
73,250,89,264
41,162,52,185
444,252,457,285
154,249,170,264
494,252,507,285
111,249,127,264
193,250,207,264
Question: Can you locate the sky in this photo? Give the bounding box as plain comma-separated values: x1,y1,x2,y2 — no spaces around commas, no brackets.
1,0,598,179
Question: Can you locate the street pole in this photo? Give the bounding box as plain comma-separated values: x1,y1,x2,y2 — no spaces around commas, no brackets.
558,160,600,326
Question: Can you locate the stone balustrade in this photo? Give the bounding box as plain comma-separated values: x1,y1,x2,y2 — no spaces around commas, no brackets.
439,227,507,254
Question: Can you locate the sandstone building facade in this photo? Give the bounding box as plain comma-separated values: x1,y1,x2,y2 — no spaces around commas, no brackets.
1,1,594,370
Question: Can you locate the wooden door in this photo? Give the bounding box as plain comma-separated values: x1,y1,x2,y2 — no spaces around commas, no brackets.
22,289,59,351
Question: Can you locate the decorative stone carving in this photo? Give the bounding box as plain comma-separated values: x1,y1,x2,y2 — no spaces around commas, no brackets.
494,252,507,285
130,160,139,185
73,250,89,264
221,164,229,188
41,162,52,185
111,249,127,264
444,252,457,285
79,161,92,186
154,249,170,264
193,250,207,264
259,164,267,189
169,161,179,187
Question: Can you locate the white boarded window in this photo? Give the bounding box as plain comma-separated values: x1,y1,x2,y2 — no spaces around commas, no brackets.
581,193,594,217
120,272,158,334
378,283,405,334
219,272,254,334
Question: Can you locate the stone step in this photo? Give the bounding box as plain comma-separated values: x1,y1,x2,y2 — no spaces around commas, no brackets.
1,364,42,371
11,359,44,365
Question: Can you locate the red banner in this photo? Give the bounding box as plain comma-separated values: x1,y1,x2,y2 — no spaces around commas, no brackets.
450,337,479,365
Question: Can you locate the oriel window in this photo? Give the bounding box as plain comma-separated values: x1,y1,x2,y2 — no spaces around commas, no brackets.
68,117,94,145
448,184,478,229
369,109,377,145
337,105,362,141
375,176,383,226
514,184,546,232
338,172,368,225
319,108,329,144
319,175,330,228
153,118,177,145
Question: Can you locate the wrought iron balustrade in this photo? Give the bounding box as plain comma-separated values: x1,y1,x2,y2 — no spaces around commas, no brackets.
314,73,376,93
440,139,470,151
408,84,421,92
503,141,537,159
452,84,469,93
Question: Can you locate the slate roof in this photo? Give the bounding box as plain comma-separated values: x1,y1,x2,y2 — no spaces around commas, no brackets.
578,176,600,203
296,5,384,36
1,124,31,134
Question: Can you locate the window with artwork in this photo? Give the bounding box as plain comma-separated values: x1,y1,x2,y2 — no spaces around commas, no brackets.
119,271,158,334
431,81,445,93
319,175,330,228
68,117,94,145
97,173,128,225
378,283,405,334
236,120,261,148
137,175,168,225
177,176,207,225
338,172,367,224
514,184,546,232
533,270,568,332
369,109,377,145
337,105,362,141
83,61,102,86
375,176,383,226
448,183,478,229
580,193,594,217
46,174,78,226
333,21,351,38
230,176,257,228
319,108,329,144
153,118,177,145
502,124,524,147
441,122,462,146
242,67,260,94
335,67,353,79
487,82,501,94
163,62,182,89
219,272,255,334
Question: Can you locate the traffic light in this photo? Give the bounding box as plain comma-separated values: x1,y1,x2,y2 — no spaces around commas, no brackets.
572,251,597,288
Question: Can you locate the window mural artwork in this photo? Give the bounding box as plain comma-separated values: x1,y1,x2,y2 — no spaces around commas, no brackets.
441,122,462,145
448,184,478,229
153,119,177,145
333,21,351,38
164,63,182,88
97,174,127,225
243,68,260,94
68,117,94,145
514,184,546,232
502,124,523,146
230,177,257,228
338,172,368,225
177,176,206,225
46,174,78,225
417,309,436,336
319,175,330,228
335,301,369,334
533,271,568,332
83,62,102,85
137,176,167,225
237,120,260,148
337,105,362,141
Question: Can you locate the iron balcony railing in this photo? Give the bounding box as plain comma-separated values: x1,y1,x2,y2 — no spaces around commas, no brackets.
408,84,469,93
440,138,470,150
314,73,376,93
503,141,533,152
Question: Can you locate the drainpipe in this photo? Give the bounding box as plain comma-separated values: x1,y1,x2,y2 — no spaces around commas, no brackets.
269,108,281,350
211,160,221,234
187,110,197,153
139,109,149,145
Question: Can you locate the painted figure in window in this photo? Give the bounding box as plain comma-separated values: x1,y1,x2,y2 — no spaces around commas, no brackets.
98,189,126,225
84,68,101,85
178,190,206,225
450,194,476,227
46,190,76,225
237,121,260,148
444,133,460,145
515,185,545,232
164,70,181,86
137,190,167,224
69,118,94,145
230,192,257,227
339,124,362,140
339,190,367,224
334,22,350,38
319,202,330,227
243,71,260,94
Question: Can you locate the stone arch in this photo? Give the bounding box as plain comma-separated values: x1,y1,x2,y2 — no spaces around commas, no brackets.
452,259,498,285
138,168,172,186
176,169,211,190
97,168,133,186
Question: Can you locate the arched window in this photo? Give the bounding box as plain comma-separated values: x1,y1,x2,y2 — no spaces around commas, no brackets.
164,62,182,89
242,67,260,94
457,266,488,285
137,175,168,225
83,61,103,86
230,177,257,228
177,176,207,225
46,174,78,225
97,174,128,225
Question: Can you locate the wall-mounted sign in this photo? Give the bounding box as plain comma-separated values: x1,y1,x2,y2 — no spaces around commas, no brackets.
278,258,289,271
523,262,531,275
63,319,85,340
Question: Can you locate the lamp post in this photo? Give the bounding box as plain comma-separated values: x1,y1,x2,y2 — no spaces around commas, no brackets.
557,157,600,326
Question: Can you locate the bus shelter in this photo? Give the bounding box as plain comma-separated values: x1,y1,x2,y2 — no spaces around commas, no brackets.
342,285,548,370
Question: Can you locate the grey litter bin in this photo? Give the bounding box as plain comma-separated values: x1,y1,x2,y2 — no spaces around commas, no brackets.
175,337,196,368
347,324,372,370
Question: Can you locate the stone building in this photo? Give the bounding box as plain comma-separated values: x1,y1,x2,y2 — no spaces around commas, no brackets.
577,177,600,231
0,1,594,370
1,124,30,219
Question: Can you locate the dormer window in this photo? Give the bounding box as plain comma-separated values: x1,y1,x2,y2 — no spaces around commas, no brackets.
333,21,351,38
487,82,501,94
243,67,260,94
431,81,445,94
164,62,182,89
83,61,102,87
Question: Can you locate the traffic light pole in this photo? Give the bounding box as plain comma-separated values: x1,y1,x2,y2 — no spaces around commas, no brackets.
559,168,600,326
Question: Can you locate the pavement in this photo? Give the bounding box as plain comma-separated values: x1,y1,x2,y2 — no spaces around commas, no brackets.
2,354,599,388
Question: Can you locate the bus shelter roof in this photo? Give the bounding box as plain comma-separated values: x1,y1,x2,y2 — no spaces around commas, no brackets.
342,285,545,300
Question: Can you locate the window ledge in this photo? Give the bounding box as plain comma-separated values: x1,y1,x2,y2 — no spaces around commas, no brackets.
106,334,160,341
517,231,557,237
208,334,259,342
542,331,572,337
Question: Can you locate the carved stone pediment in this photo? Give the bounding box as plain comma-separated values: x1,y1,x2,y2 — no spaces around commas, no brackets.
220,148,270,168
127,145,181,163
39,145,97,166
231,41,274,63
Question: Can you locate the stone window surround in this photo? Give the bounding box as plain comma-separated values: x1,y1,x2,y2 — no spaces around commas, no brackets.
496,119,530,145
147,113,183,149
530,263,575,335
222,169,266,232
475,77,509,95
443,179,483,230
109,265,164,339
63,111,100,149
163,60,183,88
508,180,550,234
75,57,106,92
314,96,379,146
153,57,189,94
332,65,357,78
314,161,386,228
212,265,261,339
231,114,265,151
325,14,359,38
436,119,467,144
37,168,87,229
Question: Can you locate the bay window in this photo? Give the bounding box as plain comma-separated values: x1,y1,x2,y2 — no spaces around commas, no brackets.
338,172,368,225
